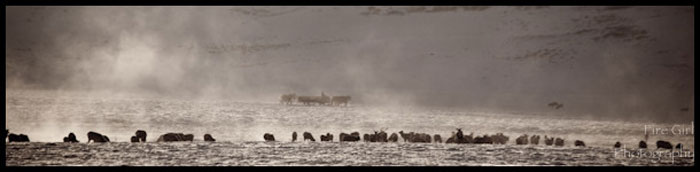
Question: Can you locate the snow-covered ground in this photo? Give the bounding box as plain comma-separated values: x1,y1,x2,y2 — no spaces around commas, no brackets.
5,89,694,166
5,142,694,166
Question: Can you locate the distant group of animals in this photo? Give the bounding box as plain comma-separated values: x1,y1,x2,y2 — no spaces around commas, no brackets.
514,134,569,146
616,140,684,150
5,128,687,151
5,129,30,142
5,129,216,143
280,92,351,106
264,129,550,146
259,128,688,151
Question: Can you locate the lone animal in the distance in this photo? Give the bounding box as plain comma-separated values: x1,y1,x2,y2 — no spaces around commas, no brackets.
339,132,350,142
530,135,540,145
656,140,673,150
474,134,493,144
491,133,509,144
399,131,431,143
375,131,388,142
135,130,147,142
204,134,216,142
157,133,186,142
639,141,648,149
433,134,442,143
87,131,109,143
398,131,412,142
303,132,316,141
320,133,332,142
574,140,586,147
548,102,563,109
63,132,79,143
544,135,554,146
422,133,432,143
320,133,333,142
388,133,399,142
264,133,275,141
339,132,361,142
614,141,622,148
327,133,333,141
280,93,296,105
516,134,529,145
554,138,564,147
350,132,361,141
455,128,464,143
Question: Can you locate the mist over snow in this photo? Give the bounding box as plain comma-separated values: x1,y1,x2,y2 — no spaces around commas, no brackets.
6,6,694,122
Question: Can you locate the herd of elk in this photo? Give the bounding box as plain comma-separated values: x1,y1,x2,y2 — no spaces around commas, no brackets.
281,92,351,106
6,128,688,152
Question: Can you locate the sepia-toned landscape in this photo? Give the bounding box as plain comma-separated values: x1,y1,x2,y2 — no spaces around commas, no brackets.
5,6,694,166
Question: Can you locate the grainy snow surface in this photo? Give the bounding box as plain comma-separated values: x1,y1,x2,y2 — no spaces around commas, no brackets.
5,90,694,166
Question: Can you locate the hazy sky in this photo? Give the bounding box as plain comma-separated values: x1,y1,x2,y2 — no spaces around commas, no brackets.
5,6,694,122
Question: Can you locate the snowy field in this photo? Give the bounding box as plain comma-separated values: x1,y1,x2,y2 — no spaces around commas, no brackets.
5,89,694,166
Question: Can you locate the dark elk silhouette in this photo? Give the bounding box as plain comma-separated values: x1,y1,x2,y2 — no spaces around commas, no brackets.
548,102,563,109
639,141,648,149
656,140,673,150
446,128,474,144
204,134,216,142
320,133,333,142
7,129,30,142
433,134,442,143
554,138,565,147
156,133,194,142
339,132,361,142
264,133,276,141
516,134,529,145
614,141,622,148
87,131,110,143
491,133,509,144
130,130,147,143
364,129,389,142
297,92,331,105
135,130,147,142
374,130,388,142
303,132,316,141
398,131,431,143
280,93,296,105
363,133,372,142
474,134,493,144
544,135,554,146
388,133,399,142
63,132,79,143
444,129,507,145
530,135,540,145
